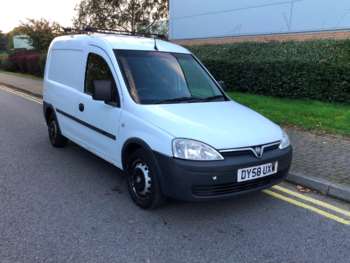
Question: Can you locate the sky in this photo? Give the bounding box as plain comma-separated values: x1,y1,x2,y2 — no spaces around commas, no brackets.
0,0,81,33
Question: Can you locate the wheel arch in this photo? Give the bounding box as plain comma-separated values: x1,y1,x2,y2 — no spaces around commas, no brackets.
43,102,55,124
43,102,63,133
121,138,155,171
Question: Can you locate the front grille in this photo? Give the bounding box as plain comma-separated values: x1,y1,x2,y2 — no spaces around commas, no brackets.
221,149,252,158
264,144,279,152
220,142,280,158
192,172,284,197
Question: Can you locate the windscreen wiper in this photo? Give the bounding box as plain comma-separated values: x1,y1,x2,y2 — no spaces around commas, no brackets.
157,96,203,104
202,95,226,101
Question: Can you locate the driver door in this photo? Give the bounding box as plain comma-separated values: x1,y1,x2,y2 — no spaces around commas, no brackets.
74,47,121,164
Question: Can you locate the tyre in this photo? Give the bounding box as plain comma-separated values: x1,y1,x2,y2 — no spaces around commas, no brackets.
126,148,165,209
48,115,68,148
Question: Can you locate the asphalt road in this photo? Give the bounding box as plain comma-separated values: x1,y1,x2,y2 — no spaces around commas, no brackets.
0,87,349,263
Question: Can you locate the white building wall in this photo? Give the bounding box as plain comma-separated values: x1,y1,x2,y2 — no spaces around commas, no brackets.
169,0,350,40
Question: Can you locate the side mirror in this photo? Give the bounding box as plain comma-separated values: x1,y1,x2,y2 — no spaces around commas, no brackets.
92,80,113,102
218,80,228,91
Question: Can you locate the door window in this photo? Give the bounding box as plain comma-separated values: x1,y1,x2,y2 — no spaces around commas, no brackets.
85,53,119,104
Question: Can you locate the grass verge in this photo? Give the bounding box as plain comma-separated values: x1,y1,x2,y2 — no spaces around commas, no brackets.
228,91,350,137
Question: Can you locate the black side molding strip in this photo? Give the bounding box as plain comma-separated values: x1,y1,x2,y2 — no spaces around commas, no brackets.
56,108,116,140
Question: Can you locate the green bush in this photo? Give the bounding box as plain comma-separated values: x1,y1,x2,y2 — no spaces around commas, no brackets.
0,52,7,70
0,51,46,77
0,56,15,72
188,40,350,103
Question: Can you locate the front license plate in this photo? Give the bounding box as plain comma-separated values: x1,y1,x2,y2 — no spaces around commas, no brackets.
237,162,278,182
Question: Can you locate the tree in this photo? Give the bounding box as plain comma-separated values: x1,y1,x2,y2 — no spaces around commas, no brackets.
73,0,168,34
0,31,7,51
16,19,63,51
6,27,23,50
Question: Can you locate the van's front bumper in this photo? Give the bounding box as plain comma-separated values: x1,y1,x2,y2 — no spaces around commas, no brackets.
154,146,292,201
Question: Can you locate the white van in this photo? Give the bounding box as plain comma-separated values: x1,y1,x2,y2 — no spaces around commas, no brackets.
43,32,292,209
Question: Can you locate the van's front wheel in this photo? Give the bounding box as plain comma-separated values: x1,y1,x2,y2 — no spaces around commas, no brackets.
48,116,68,148
127,149,165,209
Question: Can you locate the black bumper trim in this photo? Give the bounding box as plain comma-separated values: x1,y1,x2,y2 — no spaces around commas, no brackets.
154,146,292,201
192,170,287,197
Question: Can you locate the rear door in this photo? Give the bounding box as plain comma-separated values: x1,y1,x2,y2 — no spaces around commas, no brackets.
74,47,122,164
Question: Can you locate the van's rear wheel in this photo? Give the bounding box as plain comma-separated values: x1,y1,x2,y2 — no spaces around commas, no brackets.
48,116,68,148
127,148,165,209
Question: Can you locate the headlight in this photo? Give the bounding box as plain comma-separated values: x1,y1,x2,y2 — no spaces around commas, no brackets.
172,139,224,161
279,130,290,149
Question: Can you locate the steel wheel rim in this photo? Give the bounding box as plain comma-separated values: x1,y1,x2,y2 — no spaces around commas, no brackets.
49,120,57,143
130,162,152,199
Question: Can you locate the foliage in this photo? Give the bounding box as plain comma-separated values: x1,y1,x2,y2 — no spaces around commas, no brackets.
15,18,63,51
228,91,350,137
0,51,46,77
6,27,24,50
0,51,8,59
188,40,350,103
0,51,10,71
73,0,168,34
0,31,7,51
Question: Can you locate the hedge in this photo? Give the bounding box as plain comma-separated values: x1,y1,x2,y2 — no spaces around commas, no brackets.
0,50,46,77
188,40,350,103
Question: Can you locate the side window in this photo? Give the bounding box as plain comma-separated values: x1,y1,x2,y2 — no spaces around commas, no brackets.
85,53,118,103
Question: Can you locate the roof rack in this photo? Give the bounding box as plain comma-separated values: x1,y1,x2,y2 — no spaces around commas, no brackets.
63,26,168,40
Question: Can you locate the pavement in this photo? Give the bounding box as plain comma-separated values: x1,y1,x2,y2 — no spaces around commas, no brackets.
0,87,350,262
0,71,349,202
287,129,350,199
0,72,42,97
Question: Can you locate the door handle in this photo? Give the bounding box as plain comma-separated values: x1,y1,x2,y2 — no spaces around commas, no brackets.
79,103,84,112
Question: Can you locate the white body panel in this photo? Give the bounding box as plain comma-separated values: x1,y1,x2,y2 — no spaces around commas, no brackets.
43,34,285,170
133,101,282,150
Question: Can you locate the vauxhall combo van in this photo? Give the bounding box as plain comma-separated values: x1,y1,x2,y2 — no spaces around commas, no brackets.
43,32,292,209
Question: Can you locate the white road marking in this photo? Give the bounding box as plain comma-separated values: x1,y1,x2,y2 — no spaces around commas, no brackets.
0,85,42,104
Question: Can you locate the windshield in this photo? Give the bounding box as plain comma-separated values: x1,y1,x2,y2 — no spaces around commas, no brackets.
115,50,226,104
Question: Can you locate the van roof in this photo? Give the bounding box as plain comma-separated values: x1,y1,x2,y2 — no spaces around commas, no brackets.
51,33,191,54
